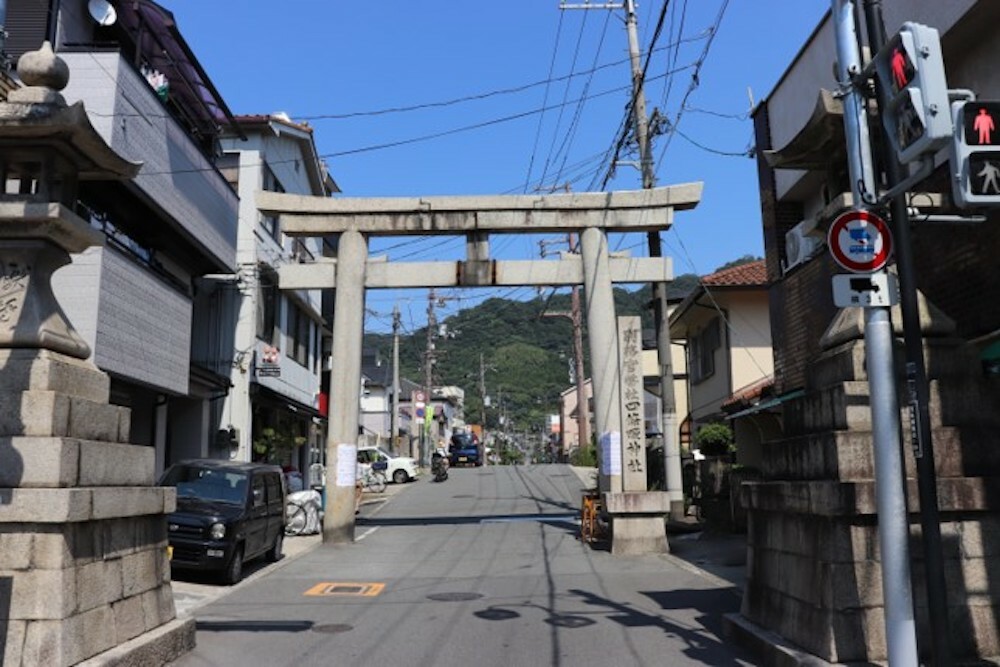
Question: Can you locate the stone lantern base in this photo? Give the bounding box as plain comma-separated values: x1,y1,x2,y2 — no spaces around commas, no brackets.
0,349,195,666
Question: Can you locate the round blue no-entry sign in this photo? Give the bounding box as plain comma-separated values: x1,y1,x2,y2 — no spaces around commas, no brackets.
827,209,893,273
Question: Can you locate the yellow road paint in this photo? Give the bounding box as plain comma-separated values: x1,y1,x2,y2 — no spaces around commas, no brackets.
304,582,385,597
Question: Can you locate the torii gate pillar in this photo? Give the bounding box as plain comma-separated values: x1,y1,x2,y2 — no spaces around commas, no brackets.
324,230,368,543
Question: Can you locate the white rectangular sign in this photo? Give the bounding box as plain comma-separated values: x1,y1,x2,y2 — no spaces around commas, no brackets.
832,272,899,308
599,431,622,476
335,444,358,487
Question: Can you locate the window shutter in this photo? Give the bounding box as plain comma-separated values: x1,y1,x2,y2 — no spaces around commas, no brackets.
6,0,52,65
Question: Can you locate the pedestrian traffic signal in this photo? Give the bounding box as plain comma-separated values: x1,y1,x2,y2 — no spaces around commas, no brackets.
873,22,952,164
950,100,1000,207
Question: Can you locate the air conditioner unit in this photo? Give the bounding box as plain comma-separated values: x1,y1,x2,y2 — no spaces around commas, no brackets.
783,218,825,273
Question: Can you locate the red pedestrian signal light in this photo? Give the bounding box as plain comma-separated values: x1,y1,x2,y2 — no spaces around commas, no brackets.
951,100,1000,207
873,22,952,164
963,103,1000,146
887,41,916,93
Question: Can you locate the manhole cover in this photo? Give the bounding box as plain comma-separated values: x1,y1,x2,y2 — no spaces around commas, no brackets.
304,582,385,597
545,615,595,628
451,494,474,499
426,592,484,602
474,608,520,621
312,624,353,635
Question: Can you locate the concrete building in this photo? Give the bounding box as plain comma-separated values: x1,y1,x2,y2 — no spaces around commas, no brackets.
738,2,1000,663
216,114,335,477
5,0,244,475
668,260,774,464
558,378,592,456
359,350,394,448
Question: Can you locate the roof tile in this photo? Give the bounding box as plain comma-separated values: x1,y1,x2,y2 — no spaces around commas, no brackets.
701,260,767,287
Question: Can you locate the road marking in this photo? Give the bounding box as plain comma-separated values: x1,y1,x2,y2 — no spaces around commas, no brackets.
356,527,379,541
304,582,386,597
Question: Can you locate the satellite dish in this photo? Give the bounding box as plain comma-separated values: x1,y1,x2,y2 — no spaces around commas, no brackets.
88,0,117,26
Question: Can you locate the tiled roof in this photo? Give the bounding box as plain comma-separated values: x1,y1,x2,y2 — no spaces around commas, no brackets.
701,259,768,287
721,376,774,411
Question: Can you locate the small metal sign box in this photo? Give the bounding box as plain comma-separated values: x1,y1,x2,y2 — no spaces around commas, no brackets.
832,272,899,308
256,364,281,377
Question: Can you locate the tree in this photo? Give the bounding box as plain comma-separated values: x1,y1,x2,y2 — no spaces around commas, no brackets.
715,255,762,272
693,422,734,457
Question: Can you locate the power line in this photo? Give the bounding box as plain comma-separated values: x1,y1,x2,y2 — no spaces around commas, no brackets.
524,9,566,194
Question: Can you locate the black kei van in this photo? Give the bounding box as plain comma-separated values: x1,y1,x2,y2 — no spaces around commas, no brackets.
159,460,286,585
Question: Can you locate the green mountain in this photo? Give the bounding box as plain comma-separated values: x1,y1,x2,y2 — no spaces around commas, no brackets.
363,275,698,432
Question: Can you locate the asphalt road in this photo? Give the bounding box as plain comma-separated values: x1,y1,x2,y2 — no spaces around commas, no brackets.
169,463,754,667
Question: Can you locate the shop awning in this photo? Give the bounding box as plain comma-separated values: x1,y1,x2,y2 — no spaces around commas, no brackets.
725,389,806,420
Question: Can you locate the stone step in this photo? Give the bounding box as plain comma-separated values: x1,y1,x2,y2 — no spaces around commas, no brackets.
0,390,129,441
759,426,1000,481
0,436,154,487
0,349,108,402
743,475,1000,517
0,486,174,523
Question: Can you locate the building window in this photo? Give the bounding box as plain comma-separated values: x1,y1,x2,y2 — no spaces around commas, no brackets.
217,153,239,192
290,303,311,367
690,317,720,384
261,163,284,242
257,270,278,346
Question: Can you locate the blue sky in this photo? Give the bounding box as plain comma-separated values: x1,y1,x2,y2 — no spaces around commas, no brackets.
168,0,829,332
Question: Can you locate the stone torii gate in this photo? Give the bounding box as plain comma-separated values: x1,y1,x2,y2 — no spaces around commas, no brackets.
258,184,701,554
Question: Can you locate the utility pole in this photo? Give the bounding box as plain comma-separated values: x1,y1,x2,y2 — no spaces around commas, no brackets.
390,304,401,456
479,353,486,429
422,289,437,467
831,1,917,662
569,269,590,456
563,0,682,516
625,0,683,520
478,352,491,463
540,233,591,460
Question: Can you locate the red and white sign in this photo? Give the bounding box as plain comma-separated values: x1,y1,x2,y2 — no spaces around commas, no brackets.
827,209,893,273
413,390,426,403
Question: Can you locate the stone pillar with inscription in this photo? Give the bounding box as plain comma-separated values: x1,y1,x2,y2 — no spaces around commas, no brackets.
605,316,670,555
0,43,194,666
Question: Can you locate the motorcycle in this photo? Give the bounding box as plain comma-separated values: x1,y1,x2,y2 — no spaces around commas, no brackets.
431,451,449,482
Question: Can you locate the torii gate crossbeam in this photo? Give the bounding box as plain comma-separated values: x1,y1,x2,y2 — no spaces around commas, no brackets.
258,184,702,551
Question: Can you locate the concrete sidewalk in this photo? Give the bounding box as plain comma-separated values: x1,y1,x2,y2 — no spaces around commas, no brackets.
568,465,748,594
170,481,406,618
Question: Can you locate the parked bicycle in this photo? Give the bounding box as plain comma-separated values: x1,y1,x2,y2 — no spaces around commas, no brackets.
285,489,322,536
361,461,388,494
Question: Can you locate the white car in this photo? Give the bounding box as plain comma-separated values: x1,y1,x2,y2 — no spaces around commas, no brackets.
357,447,419,484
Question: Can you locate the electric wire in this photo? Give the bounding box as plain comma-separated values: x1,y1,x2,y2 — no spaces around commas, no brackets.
538,9,590,192
523,9,566,194
550,11,613,191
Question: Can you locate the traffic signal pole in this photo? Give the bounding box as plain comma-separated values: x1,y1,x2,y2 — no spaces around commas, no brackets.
863,4,953,664
832,1,919,663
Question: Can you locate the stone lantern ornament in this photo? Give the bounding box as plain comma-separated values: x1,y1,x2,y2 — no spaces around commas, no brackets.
0,42,194,666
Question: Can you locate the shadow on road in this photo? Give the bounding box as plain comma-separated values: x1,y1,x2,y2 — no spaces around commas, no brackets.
358,512,578,535
195,620,313,633
568,587,751,666
641,587,742,639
